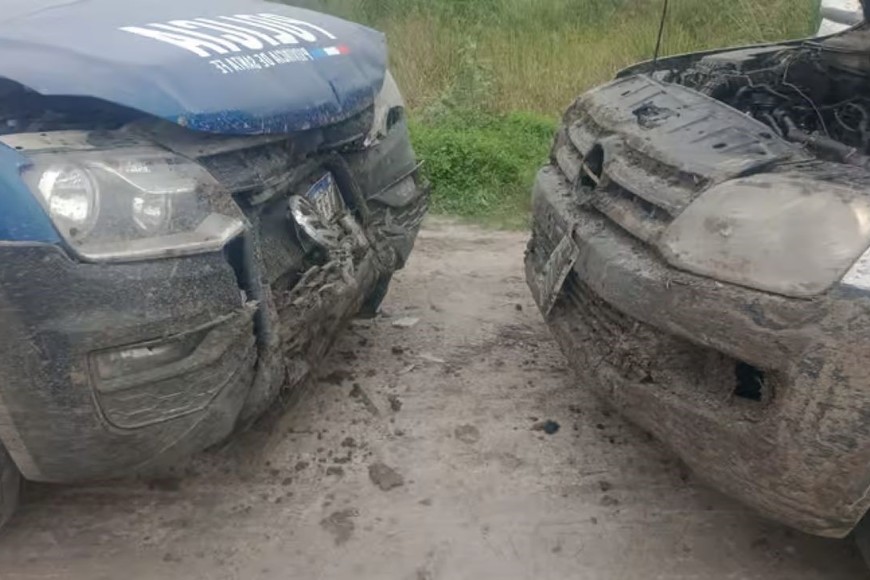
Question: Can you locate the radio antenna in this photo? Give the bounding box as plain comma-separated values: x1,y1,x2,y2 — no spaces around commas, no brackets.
652,0,670,71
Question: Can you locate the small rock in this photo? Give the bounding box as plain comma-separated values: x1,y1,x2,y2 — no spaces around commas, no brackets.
368,462,405,491
454,424,481,444
295,461,309,472
419,498,433,506
388,394,403,412
392,317,420,329
531,420,561,435
599,481,613,492
515,304,524,311
326,466,345,477
601,495,620,507
391,346,405,356
341,437,357,448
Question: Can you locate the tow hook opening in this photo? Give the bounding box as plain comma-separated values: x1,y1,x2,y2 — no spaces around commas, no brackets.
734,362,766,402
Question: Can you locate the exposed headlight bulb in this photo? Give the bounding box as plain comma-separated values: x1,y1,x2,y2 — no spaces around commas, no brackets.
37,165,99,240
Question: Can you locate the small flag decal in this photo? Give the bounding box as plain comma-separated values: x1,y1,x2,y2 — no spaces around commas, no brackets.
311,45,351,59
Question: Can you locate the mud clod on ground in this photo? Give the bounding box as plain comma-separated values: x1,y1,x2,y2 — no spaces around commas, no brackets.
320,509,358,546
454,425,482,444
368,462,405,491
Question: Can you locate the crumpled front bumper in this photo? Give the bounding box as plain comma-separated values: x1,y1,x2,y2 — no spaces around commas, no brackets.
526,165,870,538
0,118,428,484
0,237,388,483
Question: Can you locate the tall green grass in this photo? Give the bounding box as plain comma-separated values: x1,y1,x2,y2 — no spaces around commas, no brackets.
284,0,819,226
294,0,817,113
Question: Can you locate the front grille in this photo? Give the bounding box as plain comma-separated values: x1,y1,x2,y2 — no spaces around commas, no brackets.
552,121,705,246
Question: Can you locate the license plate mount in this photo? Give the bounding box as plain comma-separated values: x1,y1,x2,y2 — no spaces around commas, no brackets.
537,230,580,317
305,173,343,220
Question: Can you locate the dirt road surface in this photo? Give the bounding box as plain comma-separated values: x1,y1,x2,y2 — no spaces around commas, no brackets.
0,219,865,579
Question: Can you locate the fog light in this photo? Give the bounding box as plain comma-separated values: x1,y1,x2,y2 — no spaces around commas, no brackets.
93,331,204,384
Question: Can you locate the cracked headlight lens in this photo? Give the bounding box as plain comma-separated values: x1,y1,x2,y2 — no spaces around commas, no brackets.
22,148,245,263
658,175,870,297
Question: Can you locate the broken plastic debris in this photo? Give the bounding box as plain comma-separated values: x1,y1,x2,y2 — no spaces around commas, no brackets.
531,420,561,435
392,317,420,329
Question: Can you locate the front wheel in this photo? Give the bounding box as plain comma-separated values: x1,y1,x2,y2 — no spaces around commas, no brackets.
0,443,20,531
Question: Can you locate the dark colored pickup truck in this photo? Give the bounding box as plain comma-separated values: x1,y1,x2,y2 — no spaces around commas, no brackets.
0,0,427,527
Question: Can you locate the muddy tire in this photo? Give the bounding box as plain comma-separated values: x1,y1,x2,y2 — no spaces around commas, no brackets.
358,273,394,319
0,443,20,531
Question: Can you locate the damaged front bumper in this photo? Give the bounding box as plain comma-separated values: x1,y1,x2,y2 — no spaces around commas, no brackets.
0,120,427,484
527,165,870,539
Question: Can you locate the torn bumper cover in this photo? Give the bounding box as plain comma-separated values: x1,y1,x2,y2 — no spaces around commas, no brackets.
526,77,870,538
0,120,427,484
527,168,870,538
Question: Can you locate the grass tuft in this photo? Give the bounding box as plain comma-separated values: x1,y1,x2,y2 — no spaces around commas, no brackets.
411,111,556,229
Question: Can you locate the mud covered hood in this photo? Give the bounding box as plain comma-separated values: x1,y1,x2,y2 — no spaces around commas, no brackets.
562,75,870,297
0,0,388,134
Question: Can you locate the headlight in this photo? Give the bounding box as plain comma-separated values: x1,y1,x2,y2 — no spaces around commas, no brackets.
37,165,99,240
658,175,870,297
20,147,245,263
365,71,405,147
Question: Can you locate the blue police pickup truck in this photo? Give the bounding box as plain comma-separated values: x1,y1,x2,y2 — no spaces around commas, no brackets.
0,0,428,527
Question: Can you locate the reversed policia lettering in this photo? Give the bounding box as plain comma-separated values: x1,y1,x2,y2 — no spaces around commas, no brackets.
121,13,337,58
